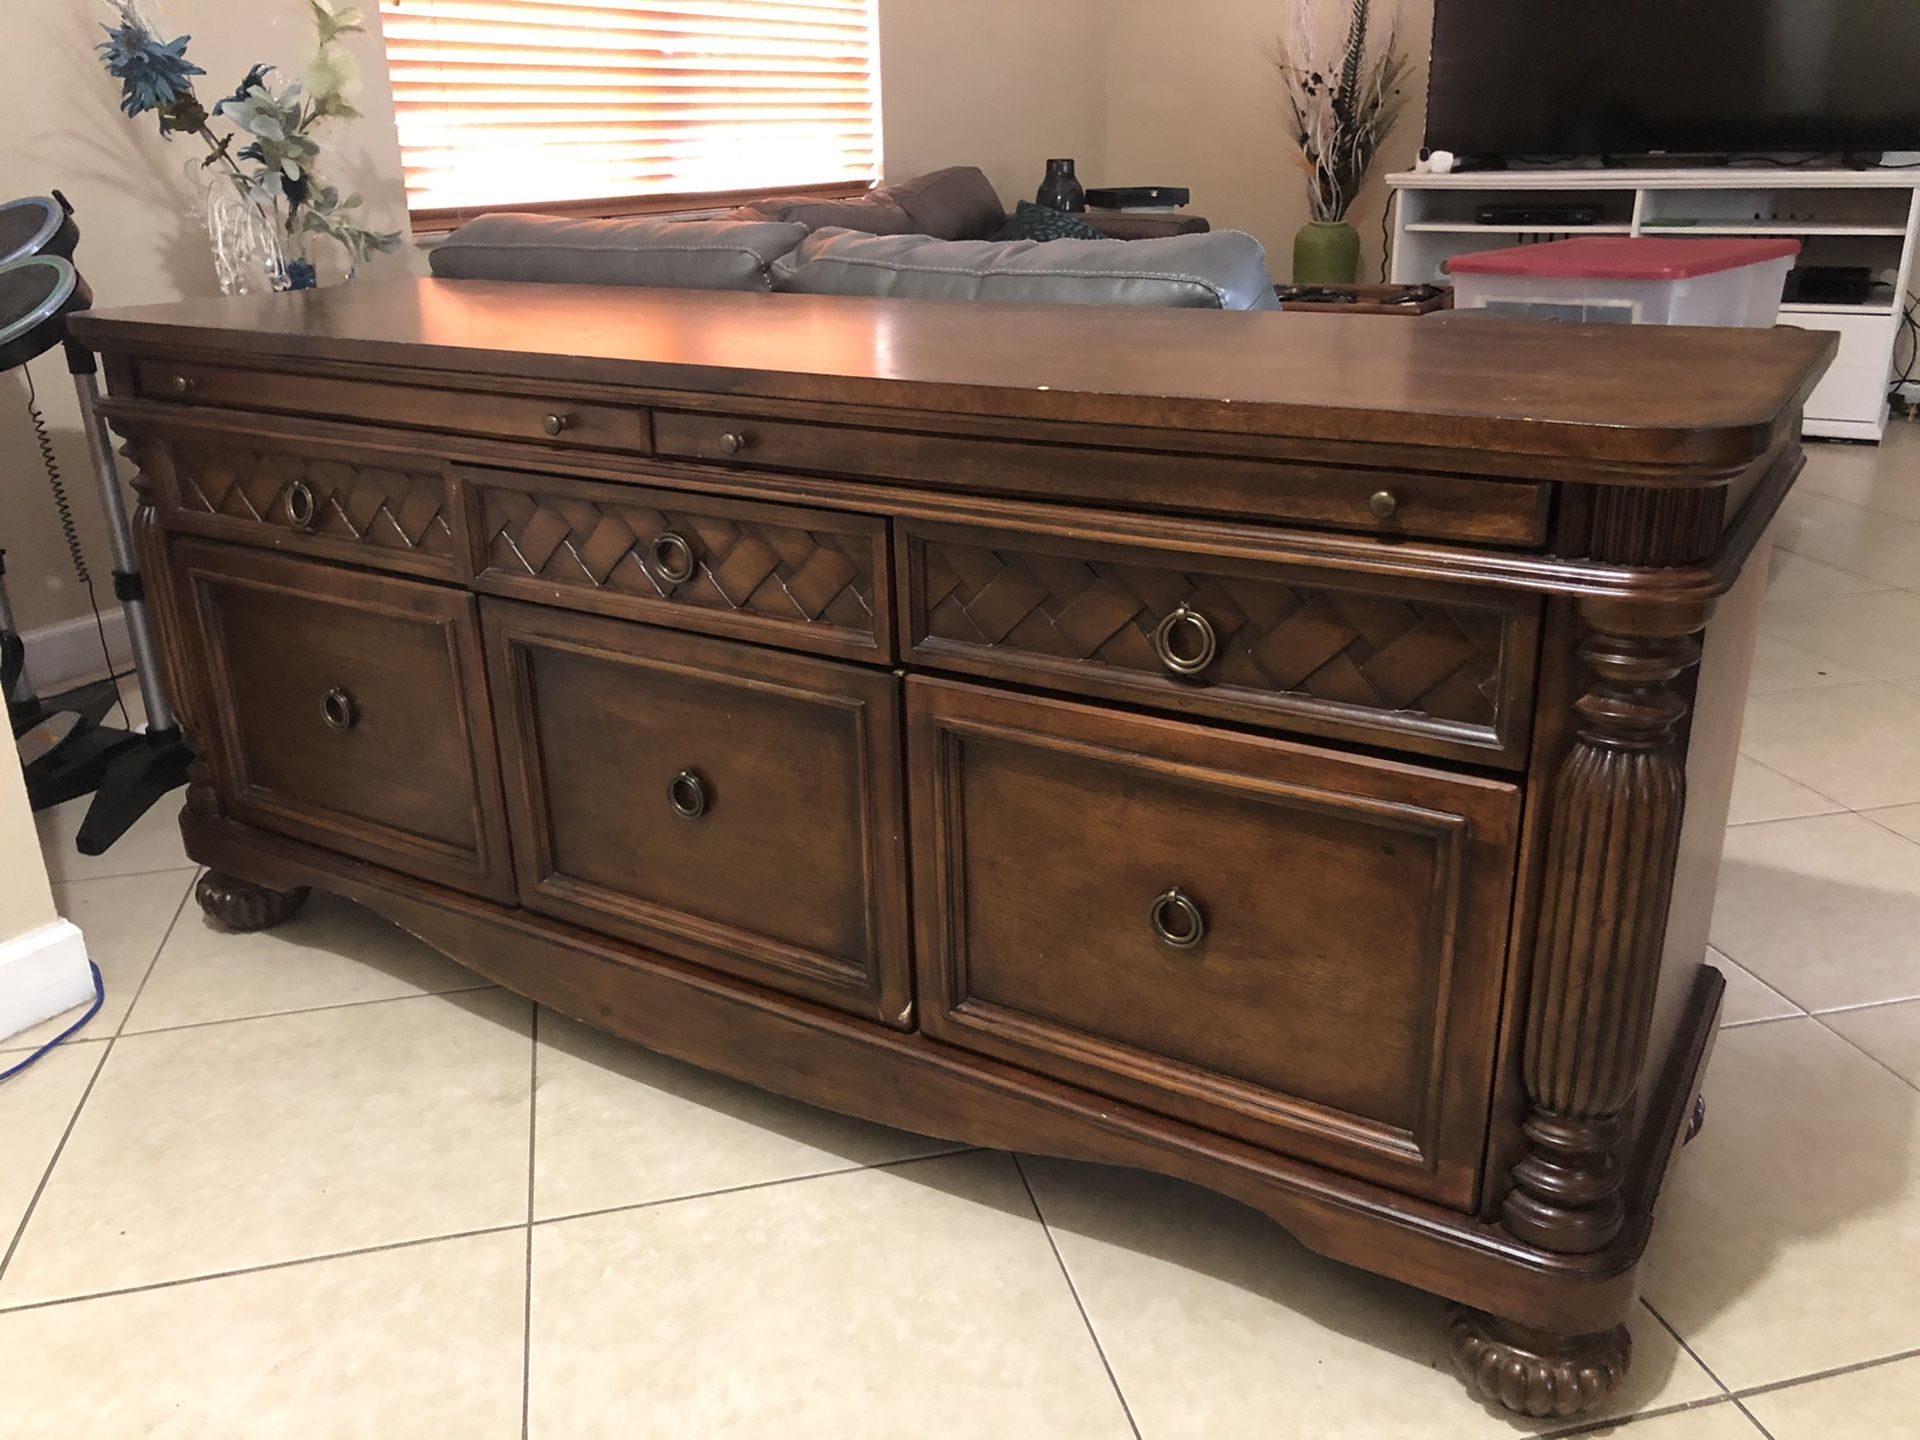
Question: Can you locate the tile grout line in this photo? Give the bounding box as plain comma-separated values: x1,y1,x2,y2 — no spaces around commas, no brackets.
1729,1341,1920,1403
0,873,198,1287
41,862,204,886
1808,1013,1920,1097
1643,1295,1736,1402
1734,1397,1781,1439
107,871,203,1042
521,1005,539,1440
1010,1155,1143,1440
528,1145,980,1233
106,982,505,1043
0,1221,531,1317
1541,1395,1742,1440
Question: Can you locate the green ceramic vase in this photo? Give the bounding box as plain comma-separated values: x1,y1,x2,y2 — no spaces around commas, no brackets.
1292,219,1362,286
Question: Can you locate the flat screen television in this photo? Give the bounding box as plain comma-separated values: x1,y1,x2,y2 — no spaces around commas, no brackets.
1425,0,1920,160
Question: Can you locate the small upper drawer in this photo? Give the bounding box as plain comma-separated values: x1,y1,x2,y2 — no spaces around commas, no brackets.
131,357,647,453
654,409,1550,547
899,520,1540,767
139,430,461,581
463,467,892,662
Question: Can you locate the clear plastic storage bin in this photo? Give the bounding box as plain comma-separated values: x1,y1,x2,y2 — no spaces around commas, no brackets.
1445,237,1799,327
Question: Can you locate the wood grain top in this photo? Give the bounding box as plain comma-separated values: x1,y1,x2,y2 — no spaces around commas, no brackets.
72,278,1835,471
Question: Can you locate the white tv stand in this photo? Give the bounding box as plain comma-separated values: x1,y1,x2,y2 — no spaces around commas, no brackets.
1388,167,1920,441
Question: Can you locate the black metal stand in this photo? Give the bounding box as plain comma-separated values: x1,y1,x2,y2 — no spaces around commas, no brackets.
5,342,189,853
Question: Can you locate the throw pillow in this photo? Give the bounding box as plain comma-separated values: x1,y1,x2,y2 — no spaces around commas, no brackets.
999,200,1104,243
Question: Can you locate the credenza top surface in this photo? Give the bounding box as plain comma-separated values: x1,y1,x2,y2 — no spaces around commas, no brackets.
73,277,1834,472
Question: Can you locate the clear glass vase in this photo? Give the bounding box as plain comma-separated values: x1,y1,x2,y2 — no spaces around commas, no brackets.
203,185,290,296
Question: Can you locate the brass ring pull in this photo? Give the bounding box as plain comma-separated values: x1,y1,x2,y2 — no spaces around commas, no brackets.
1369,489,1399,520
541,413,571,437
651,532,697,585
668,768,708,819
1151,605,1217,677
169,374,194,395
321,686,357,733
718,430,748,456
286,479,319,531
1148,888,1206,949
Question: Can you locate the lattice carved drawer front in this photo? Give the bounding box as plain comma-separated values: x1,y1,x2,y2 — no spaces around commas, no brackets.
144,432,458,580
901,522,1539,767
466,468,891,662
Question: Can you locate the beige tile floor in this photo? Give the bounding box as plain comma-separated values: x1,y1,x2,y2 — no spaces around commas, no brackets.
5,428,1920,1438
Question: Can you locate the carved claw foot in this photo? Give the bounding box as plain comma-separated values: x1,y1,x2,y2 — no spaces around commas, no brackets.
195,872,311,932
1448,1307,1631,1419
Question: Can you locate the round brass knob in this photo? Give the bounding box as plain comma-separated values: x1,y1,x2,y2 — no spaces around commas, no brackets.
668,768,709,819
320,686,357,733
1369,489,1399,520
650,532,697,585
285,479,319,532
169,374,194,395
1150,605,1217,677
1148,888,1206,950
718,431,748,456
541,413,571,437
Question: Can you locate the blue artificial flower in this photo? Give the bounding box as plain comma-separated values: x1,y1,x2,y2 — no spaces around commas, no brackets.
217,63,275,115
283,258,318,291
96,13,205,121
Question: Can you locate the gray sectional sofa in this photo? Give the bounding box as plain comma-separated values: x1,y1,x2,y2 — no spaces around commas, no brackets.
429,167,1280,312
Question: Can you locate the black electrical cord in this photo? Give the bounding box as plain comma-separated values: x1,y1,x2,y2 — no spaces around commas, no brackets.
1890,292,1920,409
22,367,130,730
1379,200,1393,283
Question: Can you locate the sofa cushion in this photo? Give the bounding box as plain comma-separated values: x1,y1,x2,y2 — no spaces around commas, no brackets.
732,188,920,234
771,228,1281,311
429,213,810,291
884,166,1007,240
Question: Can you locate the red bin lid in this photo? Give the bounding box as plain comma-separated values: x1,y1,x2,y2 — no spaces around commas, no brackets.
1445,236,1801,281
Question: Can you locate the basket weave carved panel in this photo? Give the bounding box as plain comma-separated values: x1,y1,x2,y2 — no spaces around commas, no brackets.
479,488,877,638
917,540,1513,732
168,440,454,559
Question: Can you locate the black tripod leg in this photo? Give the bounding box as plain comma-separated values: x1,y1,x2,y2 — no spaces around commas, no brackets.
73,728,191,855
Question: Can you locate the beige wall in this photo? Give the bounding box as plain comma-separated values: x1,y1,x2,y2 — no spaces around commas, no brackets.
4,0,1434,642
1,743,59,943
878,0,1109,216
1102,0,1432,284
2,0,413,640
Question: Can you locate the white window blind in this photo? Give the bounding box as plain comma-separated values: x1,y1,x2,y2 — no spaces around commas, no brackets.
377,0,881,223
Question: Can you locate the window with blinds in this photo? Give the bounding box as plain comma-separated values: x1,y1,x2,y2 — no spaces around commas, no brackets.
377,0,882,225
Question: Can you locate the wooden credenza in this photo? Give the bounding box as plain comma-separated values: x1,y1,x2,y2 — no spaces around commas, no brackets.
73,281,1833,1419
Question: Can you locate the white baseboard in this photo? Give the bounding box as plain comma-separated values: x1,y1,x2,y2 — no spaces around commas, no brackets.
17,606,129,694
0,919,94,1045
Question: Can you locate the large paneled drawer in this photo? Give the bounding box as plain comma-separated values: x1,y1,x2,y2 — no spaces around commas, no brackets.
653,409,1551,546
484,601,912,1026
907,678,1521,1206
174,541,514,900
138,429,462,581
463,467,892,662
898,520,1540,767
130,357,647,452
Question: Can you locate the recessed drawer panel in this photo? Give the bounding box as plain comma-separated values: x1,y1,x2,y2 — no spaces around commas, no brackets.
141,431,460,579
132,357,647,452
654,409,1550,547
484,600,912,1026
907,677,1521,1206
463,467,892,662
899,520,1539,767
175,541,513,900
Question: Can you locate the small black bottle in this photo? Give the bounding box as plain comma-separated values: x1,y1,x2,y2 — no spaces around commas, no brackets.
1035,158,1086,213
